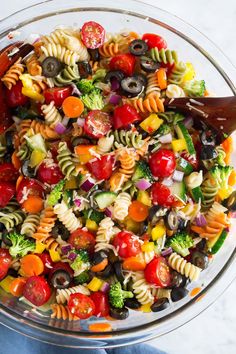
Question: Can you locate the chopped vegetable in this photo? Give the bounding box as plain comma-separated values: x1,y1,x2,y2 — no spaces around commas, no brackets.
166,232,194,257
8,232,35,258
47,179,65,206
109,282,133,308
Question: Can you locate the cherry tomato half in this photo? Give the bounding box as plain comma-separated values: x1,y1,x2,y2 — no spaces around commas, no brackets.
112,231,141,258
43,86,72,108
142,33,167,50
81,21,105,49
113,104,141,129
16,178,44,204
151,182,175,207
6,81,29,108
68,293,95,319
90,291,110,317
68,228,96,253
86,154,114,180
23,276,51,306
0,182,15,208
144,256,171,287
37,162,64,185
0,248,12,280
38,252,55,275
0,163,18,183
84,110,112,138
149,149,176,178
109,54,136,76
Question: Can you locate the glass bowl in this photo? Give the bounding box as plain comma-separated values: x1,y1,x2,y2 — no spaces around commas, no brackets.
0,0,236,348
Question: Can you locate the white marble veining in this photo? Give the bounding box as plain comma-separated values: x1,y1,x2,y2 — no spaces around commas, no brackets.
1,1,236,353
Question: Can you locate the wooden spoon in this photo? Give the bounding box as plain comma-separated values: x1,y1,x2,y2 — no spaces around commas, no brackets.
165,96,236,141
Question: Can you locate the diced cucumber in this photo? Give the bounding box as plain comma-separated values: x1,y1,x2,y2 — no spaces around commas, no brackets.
210,230,228,254
94,192,117,209
25,133,47,153
177,157,193,175
175,122,196,156
169,181,186,202
191,186,204,202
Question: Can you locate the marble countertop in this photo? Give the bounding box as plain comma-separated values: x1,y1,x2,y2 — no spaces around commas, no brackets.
1,1,236,353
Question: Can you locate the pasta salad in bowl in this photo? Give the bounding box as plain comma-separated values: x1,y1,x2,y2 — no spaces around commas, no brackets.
0,0,235,348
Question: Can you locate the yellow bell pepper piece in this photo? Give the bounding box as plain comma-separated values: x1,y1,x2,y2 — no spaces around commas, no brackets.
171,139,187,152
183,62,195,82
217,186,234,200
86,219,98,232
140,114,163,133
35,241,46,254
20,74,33,87
22,87,44,102
0,276,15,293
49,249,61,263
65,176,79,189
151,224,166,241
87,277,103,292
137,191,152,207
140,303,152,313
141,241,155,252
29,149,46,168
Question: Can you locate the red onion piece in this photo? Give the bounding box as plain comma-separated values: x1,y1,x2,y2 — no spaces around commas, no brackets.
194,214,207,227
71,83,82,96
68,252,77,261
100,281,110,293
109,94,121,105
135,178,152,191
74,199,82,207
104,207,112,217
159,133,172,144
162,177,173,186
80,178,95,192
230,211,236,219
172,170,184,182
61,245,72,255
55,123,67,135
161,247,173,257
77,117,85,127
111,78,120,91
183,116,193,129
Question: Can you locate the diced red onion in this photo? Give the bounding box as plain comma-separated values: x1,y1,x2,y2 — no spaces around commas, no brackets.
74,199,82,207
135,178,152,191
68,252,77,261
55,123,67,135
194,214,207,227
162,177,173,186
159,133,172,144
104,208,112,217
229,211,236,219
71,83,82,96
77,117,85,127
183,116,193,129
172,170,184,182
61,245,72,255
161,247,173,257
109,94,121,105
111,78,120,91
80,178,95,192
225,226,230,232
100,281,110,293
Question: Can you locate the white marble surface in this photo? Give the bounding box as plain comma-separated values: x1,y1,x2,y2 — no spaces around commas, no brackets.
1,1,236,353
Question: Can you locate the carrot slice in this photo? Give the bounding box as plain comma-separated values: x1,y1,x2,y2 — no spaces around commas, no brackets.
222,136,233,164
229,170,236,186
62,96,84,118
11,151,21,170
156,68,167,90
74,145,95,155
128,200,149,222
89,323,112,332
16,175,24,191
123,256,146,271
9,277,27,297
91,258,108,273
20,255,44,277
191,225,204,234
22,195,44,213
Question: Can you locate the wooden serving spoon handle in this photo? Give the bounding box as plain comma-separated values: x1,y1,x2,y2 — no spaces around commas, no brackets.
165,96,236,140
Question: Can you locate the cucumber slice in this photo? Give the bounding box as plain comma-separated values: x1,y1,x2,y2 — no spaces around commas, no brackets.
210,230,228,254
191,186,204,202
177,157,193,175
176,123,196,156
169,181,186,202
94,192,117,209
25,133,47,153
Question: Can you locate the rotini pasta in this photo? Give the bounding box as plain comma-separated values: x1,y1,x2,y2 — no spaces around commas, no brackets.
21,213,40,237
0,210,25,231
95,217,117,253
96,136,114,155
53,65,80,87
16,143,31,161
166,84,185,98
118,149,136,182
126,95,164,113
201,175,218,209
149,48,178,64
51,304,79,321
0,142,6,160
1,58,24,89
56,285,90,304
32,207,57,241
168,252,201,281
40,43,79,66
132,272,154,305
109,130,144,149
57,142,77,179
145,73,161,97
168,61,186,85
41,101,62,127
113,192,131,220
54,201,82,233
30,120,60,140
26,53,42,76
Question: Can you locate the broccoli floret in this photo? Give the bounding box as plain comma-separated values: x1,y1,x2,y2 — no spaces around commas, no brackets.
109,282,133,309
92,69,107,82
210,165,233,189
8,232,35,258
47,180,65,206
182,80,206,97
83,209,105,224
157,123,171,135
132,160,153,182
167,232,194,257
62,190,73,207
81,89,104,110
74,271,90,285
77,79,95,94
70,249,90,271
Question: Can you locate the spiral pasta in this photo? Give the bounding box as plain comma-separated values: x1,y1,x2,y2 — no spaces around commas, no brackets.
62,34,89,61
113,192,131,221
118,149,136,182
168,252,201,281
96,136,114,155
57,142,77,179
166,84,185,98
41,101,62,128
145,73,161,97
126,95,164,114
42,29,72,46
20,213,40,237
0,142,6,159
51,304,79,321
32,207,57,241
151,288,171,299
142,250,155,264
185,171,203,190
30,120,60,140
54,201,82,233
132,272,154,305
0,210,25,231
168,62,186,85
201,175,218,209
1,58,24,89
26,53,42,76
16,143,31,161
53,65,80,87
40,43,79,66
149,48,178,64
18,120,32,143
56,285,90,304
202,145,227,170
1,199,19,213
95,217,117,253
158,111,184,125
109,130,144,150
178,201,201,222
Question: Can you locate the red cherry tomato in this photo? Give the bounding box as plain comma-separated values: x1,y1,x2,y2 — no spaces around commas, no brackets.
0,83,13,133
38,253,54,275
149,149,176,178
16,178,44,204
81,21,105,49
112,231,141,258
23,276,51,306
113,104,141,129
0,182,15,208
86,154,114,180
0,248,12,280
142,33,167,50
68,293,95,319
109,54,136,76
0,163,18,183
0,42,23,77
90,291,110,317
181,152,199,170
6,81,29,107
144,257,171,287
161,62,175,76
43,86,72,108
84,110,112,138
151,182,175,207
69,229,96,253
37,162,64,185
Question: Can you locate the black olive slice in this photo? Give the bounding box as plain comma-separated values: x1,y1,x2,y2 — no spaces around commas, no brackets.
200,145,218,160
171,287,189,302
124,298,141,309
191,251,209,270
104,70,125,84
113,261,125,283
200,130,216,146
50,269,72,289
170,270,187,288
21,160,35,178
129,39,148,56
77,61,92,78
97,264,114,279
2,230,12,246
51,221,70,241
109,306,129,320
42,56,63,78
140,57,160,73
88,48,100,61
151,298,170,312
120,76,144,98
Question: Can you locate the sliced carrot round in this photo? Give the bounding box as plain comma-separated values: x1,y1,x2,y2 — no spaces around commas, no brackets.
128,200,149,222
9,277,27,297
123,256,146,271
62,96,84,118
91,258,108,273
20,254,44,277
156,68,167,90
22,195,44,213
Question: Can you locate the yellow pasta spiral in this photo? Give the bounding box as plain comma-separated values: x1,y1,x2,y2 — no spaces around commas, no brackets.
126,95,164,114
99,42,120,57
118,150,136,181
41,101,62,127
32,207,57,242
50,304,79,321
1,58,24,89
18,120,32,143
40,43,79,66
26,53,42,76
145,73,161,97
168,252,201,281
